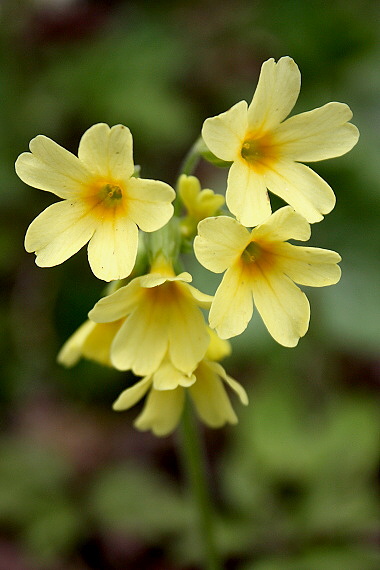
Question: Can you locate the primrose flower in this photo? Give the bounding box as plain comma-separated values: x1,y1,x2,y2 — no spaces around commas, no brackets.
113,330,248,437
179,174,225,237
88,258,213,376
194,206,341,347
57,319,124,367
202,56,359,226
16,123,175,281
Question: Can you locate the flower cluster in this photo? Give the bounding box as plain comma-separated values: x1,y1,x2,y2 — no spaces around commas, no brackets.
17,56,358,436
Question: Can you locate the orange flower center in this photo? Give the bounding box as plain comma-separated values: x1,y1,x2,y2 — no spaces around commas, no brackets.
241,241,262,265
84,178,126,219
143,279,196,319
240,132,277,173
98,183,123,205
240,239,277,277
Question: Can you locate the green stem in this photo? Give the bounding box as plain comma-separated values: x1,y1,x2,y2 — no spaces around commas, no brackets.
145,217,181,267
179,137,204,177
174,137,207,217
180,398,222,570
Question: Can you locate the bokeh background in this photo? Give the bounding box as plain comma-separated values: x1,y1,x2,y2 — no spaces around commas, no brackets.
1,0,379,568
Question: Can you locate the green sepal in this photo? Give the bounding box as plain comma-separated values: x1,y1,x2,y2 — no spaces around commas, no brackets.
145,217,182,268
200,147,232,169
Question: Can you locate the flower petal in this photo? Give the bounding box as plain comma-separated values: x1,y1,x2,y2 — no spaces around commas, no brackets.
87,213,138,281
208,361,249,405
178,174,225,221
205,328,231,361
58,320,123,367
139,271,191,288
113,376,152,411
247,57,301,133
273,102,359,162
16,135,90,199
194,216,250,273
57,320,96,367
190,362,238,427
135,387,185,436
81,320,124,365
78,123,135,180
88,279,143,323
264,159,336,223
251,206,311,243
270,242,342,286
209,264,254,339
126,178,175,232
185,284,213,309
202,100,248,161
251,268,310,347
178,174,201,212
167,285,210,373
153,362,196,390
226,160,272,227
110,296,168,374
25,200,95,267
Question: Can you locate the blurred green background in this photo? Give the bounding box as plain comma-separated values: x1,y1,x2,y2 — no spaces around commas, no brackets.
1,0,379,568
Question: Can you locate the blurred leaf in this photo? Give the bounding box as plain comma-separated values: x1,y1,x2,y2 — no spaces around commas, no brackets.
22,499,83,563
221,365,380,554
322,255,380,354
247,545,380,570
0,439,84,562
88,462,194,540
26,23,194,156
0,439,72,522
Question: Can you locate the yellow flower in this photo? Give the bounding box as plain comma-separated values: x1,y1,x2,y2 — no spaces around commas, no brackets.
178,174,224,237
88,259,213,376
16,123,175,281
112,333,248,437
194,206,341,347
57,319,124,367
202,57,359,227
204,326,231,361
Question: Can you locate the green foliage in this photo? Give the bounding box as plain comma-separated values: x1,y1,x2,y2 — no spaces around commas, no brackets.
34,26,194,150
0,440,84,564
220,364,380,563
246,546,380,570
88,462,194,541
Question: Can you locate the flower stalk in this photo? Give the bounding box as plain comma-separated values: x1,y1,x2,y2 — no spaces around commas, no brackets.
180,397,222,570
178,137,205,178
